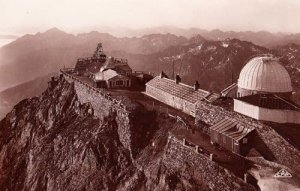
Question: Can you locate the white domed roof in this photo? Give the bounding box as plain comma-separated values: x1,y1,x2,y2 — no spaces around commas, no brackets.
238,56,292,93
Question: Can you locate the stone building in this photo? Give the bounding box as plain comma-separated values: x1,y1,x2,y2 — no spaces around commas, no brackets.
93,69,131,88
72,43,133,89
145,72,219,117
209,118,255,155
74,43,107,76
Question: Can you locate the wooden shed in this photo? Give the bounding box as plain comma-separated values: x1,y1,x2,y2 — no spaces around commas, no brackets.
209,118,255,155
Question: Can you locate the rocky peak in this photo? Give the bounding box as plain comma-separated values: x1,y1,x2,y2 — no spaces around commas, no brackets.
43,27,68,36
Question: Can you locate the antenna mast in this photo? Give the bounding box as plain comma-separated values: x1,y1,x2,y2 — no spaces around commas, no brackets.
172,60,175,79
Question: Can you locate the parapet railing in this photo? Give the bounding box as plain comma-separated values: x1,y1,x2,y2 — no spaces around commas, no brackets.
168,134,213,159
60,69,128,111
168,134,252,184
168,114,188,127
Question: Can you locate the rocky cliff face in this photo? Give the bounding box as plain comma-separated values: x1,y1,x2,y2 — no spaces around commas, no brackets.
0,76,256,190
0,77,136,190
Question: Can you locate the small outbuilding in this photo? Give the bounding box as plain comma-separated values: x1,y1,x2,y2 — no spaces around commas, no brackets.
92,56,133,89
209,118,255,155
93,69,131,89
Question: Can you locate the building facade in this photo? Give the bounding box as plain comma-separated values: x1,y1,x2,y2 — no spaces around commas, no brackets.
234,94,300,124
145,73,219,117
93,56,133,89
94,69,131,89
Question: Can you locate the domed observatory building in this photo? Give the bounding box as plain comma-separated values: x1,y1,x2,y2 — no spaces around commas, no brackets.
237,56,293,98
234,55,300,124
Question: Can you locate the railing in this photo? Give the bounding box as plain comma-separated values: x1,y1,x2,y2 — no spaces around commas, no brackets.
168,114,188,127
60,69,127,111
169,134,213,159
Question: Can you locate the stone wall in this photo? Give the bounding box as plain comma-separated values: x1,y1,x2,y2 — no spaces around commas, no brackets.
195,100,300,172
61,70,144,159
162,135,256,191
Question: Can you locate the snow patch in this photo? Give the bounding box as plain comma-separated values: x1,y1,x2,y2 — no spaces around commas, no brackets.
222,42,229,48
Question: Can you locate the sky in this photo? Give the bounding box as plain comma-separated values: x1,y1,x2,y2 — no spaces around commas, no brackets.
1,0,300,35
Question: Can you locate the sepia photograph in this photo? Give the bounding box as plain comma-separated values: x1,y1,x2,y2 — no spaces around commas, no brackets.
0,0,300,190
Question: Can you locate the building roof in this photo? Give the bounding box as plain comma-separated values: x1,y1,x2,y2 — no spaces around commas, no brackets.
100,57,132,74
221,83,237,96
238,56,292,93
108,74,130,81
210,118,254,141
94,69,119,81
236,94,300,111
113,65,132,74
146,76,219,103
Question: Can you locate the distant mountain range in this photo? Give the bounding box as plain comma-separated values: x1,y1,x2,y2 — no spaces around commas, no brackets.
0,28,189,91
0,27,300,116
77,26,300,48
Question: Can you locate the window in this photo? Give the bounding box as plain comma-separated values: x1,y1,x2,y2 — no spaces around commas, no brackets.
116,80,124,86
243,138,248,144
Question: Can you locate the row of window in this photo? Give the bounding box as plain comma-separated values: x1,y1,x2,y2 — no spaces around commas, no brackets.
109,80,130,87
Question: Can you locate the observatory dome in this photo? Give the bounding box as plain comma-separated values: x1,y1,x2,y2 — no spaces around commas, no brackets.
237,56,292,94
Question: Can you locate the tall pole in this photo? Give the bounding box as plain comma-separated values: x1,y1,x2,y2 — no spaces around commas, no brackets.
179,58,183,76
230,61,234,84
172,60,175,80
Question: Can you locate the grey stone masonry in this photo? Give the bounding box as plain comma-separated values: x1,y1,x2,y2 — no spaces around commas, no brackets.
61,69,128,119
61,70,137,158
163,135,256,191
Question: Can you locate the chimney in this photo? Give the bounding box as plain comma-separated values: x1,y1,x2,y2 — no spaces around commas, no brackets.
194,81,200,91
160,71,166,78
48,81,53,89
175,74,181,84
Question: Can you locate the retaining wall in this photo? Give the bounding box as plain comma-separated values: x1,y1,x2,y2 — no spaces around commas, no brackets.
61,70,127,118
163,135,256,191
60,70,136,158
